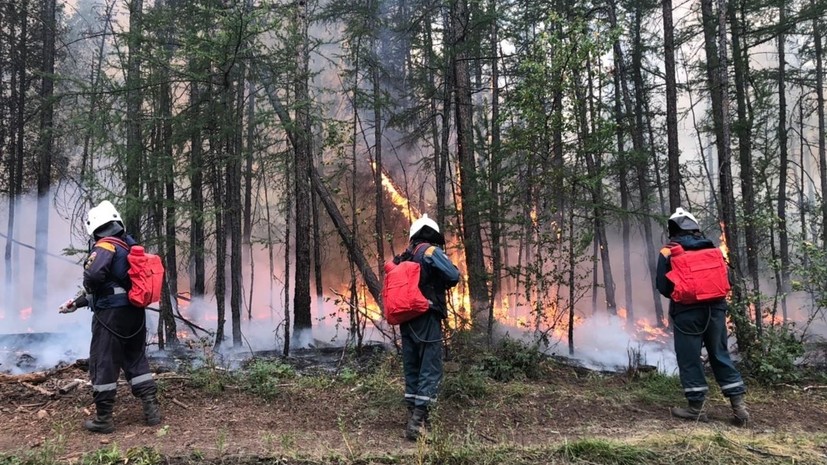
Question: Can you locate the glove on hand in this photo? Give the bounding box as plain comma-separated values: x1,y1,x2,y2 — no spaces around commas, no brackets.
58,299,77,314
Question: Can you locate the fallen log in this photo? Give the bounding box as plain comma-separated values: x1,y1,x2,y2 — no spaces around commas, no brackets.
0,362,81,384
59,379,86,394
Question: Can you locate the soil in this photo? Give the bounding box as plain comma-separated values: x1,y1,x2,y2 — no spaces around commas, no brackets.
1,353,826,463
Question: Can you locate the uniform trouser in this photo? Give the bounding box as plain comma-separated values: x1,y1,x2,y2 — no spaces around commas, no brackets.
400,312,443,410
672,307,746,402
89,308,157,404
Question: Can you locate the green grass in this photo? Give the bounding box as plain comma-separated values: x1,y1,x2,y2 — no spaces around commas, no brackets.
558,438,656,465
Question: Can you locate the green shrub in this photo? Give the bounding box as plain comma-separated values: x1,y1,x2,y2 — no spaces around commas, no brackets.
441,368,489,402
745,323,805,384
480,337,544,382
242,359,296,399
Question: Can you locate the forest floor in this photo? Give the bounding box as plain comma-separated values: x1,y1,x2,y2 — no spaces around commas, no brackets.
1,343,827,464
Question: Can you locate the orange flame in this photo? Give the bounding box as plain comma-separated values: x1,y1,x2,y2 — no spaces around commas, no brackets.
719,221,730,263
19,307,32,321
371,162,419,223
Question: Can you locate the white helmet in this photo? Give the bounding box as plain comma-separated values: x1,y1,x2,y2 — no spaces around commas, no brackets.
409,214,439,239
86,200,124,235
668,207,700,236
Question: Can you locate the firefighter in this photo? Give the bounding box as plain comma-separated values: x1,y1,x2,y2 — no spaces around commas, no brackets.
398,214,459,441
656,207,749,426
58,200,161,433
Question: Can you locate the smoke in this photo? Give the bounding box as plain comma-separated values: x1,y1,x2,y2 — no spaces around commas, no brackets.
0,192,92,375
568,315,677,373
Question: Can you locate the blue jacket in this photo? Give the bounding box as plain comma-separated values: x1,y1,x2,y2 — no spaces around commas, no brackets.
409,241,460,319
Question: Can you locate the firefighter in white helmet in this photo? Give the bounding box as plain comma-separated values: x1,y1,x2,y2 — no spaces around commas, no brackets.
656,207,749,426
394,214,459,440
59,200,161,433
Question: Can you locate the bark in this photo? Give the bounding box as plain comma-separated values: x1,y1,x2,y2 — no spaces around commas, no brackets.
189,72,206,297
701,0,751,349
159,0,177,346
816,18,826,249
663,0,681,211
34,0,57,312
729,0,761,333
293,0,313,342
228,73,243,348
372,0,385,284
452,0,489,328
488,0,503,342
311,164,324,324
125,0,144,237
614,57,634,320
437,11,452,228
776,0,790,321
5,1,25,311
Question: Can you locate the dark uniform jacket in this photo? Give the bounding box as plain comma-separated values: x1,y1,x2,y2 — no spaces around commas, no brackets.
406,240,460,319
81,235,144,337
656,234,728,316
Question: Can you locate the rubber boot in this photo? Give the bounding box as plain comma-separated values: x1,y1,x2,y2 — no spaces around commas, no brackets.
83,401,115,434
670,400,708,422
729,394,750,427
405,407,427,441
142,394,161,426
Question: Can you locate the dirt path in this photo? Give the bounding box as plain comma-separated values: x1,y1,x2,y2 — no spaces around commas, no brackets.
2,363,826,462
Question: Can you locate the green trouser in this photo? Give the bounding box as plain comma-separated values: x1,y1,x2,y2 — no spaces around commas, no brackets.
672,307,746,402
401,312,443,409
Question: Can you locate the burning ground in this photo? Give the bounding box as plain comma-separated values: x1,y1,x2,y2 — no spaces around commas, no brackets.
1,344,827,464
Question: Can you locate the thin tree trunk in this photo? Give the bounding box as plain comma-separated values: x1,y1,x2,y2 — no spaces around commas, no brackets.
488,1,503,343
729,0,761,333
609,1,663,325
816,17,826,249
776,0,790,321
663,0,681,210
34,0,57,312
292,0,313,344
159,0,177,346
372,0,385,284
614,59,634,320
452,0,489,329
5,2,24,312
701,0,752,350
125,0,144,237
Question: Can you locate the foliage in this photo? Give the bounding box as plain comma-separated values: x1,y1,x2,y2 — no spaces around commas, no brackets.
440,368,489,402
743,323,805,385
480,337,545,382
81,444,122,465
623,371,684,405
241,359,296,400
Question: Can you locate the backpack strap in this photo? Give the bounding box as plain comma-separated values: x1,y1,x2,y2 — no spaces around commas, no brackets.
97,237,130,251
411,242,431,256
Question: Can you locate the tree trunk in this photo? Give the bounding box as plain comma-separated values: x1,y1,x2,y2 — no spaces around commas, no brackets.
609,1,664,326
663,0,681,211
292,0,313,344
488,0,503,342
125,0,144,237
613,53,634,320
701,0,752,350
5,1,25,313
372,0,385,284
729,0,761,333
34,0,57,313
816,18,826,249
452,0,489,329
776,0,790,321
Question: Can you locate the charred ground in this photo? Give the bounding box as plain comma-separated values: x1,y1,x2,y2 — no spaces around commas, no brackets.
1,341,826,464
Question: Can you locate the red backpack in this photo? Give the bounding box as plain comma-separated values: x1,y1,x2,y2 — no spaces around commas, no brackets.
97,237,165,308
382,243,431,325
665,243,731,304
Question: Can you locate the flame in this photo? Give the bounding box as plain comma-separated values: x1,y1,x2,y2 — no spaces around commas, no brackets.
617,307,628,320
19,307,32,321
530,206,538,228
371,162,419,223
634,318,670,342
719,221,730,263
